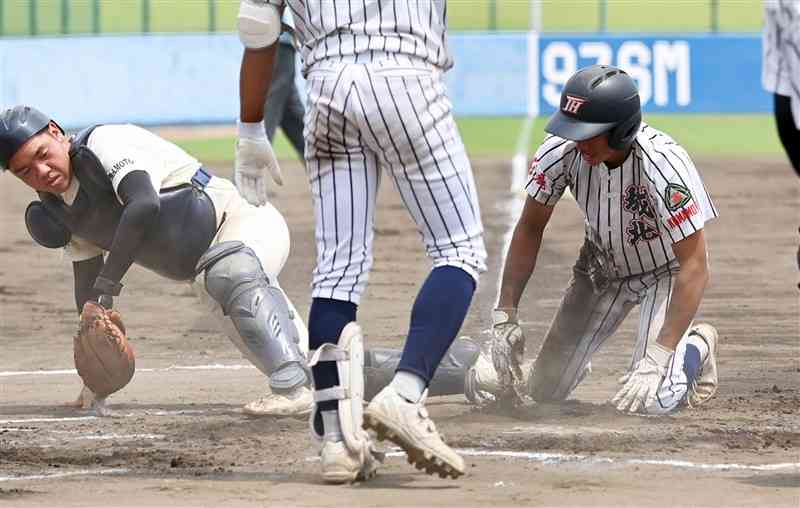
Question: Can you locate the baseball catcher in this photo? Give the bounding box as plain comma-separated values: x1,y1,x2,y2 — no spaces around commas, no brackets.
0,105,311,417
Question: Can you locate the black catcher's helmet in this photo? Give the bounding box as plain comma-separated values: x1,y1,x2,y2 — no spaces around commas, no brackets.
0,105,52,170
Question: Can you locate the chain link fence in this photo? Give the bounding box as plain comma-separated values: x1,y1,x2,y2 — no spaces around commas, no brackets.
0,1,762,37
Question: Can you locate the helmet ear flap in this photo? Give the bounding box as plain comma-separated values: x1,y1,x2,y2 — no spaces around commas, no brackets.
607,111,641,150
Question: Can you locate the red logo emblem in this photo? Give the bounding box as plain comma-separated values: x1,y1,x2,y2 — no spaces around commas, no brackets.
535,172,546,187
528,157,540,176
563,95,587,114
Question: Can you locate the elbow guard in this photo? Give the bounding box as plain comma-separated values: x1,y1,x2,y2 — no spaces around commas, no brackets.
237,1,281,49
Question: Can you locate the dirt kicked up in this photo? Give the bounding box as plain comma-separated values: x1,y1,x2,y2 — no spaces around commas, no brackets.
1,155,798,507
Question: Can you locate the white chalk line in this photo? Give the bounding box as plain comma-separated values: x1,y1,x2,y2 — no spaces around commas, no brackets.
3,450,795,483
0,409,231,426
0,416,98,424
0,468,129,483
307,447,799,473
455,448,800,472
49,432,165,441
0,363,256,378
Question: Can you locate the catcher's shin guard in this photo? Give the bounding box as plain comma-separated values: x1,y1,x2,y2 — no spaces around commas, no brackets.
308,322,382,481
364,336,480,400
197,241,308,391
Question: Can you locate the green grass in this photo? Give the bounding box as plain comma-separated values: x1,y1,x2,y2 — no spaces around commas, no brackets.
169,114,784,164
1,1,763,36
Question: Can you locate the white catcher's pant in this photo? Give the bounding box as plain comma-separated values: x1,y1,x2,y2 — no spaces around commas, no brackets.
529,241,701,413
191,177,309,372
303,56,487,304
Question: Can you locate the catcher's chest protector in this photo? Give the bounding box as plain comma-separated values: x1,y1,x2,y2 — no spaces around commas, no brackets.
38,126,218,281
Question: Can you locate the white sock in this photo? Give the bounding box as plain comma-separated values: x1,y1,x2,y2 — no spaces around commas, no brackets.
322,410,343,442
390,371,426,403
687,333,710,363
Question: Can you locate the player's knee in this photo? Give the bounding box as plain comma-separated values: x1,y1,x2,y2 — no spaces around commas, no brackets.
528,373,565,403
197,241,265,311
237,0,281,49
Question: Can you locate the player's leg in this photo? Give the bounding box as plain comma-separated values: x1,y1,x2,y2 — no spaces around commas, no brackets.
192,183,311,416
363,337,481,400
528,244,637,402
629,272,719,414
353,64,485,478
773,93,800,176
304,64,382,483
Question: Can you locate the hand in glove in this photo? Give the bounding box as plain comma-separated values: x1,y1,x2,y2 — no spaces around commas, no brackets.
612,342,673,414
490,308,526,401
235,121,283,206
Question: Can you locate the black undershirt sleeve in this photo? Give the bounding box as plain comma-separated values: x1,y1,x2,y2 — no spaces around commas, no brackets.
72,255,104,313
94,170,161,295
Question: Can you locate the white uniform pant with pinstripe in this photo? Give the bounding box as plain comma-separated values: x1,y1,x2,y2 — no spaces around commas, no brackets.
303,57,487,304
528,240,700,413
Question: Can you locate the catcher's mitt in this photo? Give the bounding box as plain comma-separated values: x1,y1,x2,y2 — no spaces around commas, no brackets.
74,301,135,398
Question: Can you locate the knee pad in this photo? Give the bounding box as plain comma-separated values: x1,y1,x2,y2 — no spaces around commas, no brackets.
308,322,374,460
197,241,307,390
237,0,281,49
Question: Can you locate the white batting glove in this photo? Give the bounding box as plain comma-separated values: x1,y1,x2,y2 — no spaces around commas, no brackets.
611,342,674,414
235,121,283,206
490,308,526,401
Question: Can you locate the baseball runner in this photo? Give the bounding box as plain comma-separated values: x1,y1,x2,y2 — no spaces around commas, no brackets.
763,0,800,176
262,9,305,159
487,65,720,415
234,0,487,482
0,105,313,417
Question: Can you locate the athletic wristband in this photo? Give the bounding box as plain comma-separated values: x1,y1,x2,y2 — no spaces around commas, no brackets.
95,294,114,310
646,342,674,370
93,276,123,297
237,121,266,141
492,307,518,325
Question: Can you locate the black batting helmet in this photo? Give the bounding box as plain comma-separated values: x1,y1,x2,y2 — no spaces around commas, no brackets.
0,105,52,171
545,65,642,150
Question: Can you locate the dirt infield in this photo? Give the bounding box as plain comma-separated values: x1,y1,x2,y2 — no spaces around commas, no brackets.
1,154,798,507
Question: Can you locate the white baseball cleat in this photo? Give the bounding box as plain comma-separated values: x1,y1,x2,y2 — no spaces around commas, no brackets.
243,385,313,417
319,438,380,484
364,386,465,479
688,323,720,407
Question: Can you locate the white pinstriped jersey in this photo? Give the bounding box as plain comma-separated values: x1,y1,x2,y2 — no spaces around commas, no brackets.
762,0,800,128
259,0,452,74
526,124,718,279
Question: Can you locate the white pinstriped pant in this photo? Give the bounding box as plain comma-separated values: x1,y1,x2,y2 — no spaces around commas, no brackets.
302,57,487,304
528,241,699,413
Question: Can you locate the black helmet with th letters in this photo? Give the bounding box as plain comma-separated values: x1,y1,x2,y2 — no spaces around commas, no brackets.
545,65,642,150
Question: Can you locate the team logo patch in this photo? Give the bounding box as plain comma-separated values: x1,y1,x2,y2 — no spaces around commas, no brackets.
562,95,587,114
664,183,692,212
623,184,660,246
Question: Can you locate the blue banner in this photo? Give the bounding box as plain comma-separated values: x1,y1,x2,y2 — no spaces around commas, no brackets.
0,32,768,127
536,34,769,115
